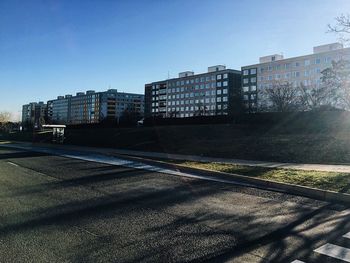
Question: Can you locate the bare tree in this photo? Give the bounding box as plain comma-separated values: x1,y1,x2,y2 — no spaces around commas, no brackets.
321,59,350,109
258,81,299,112
0,111,11,123
298,81,339,111
169,110,179,118
328,14,350,43
194,102,207,116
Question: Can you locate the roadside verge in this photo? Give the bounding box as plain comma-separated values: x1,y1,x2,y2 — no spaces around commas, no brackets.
111,153,350,205
1,140,350,205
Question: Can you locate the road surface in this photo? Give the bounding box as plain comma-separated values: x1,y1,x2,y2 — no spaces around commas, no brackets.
0,145,350,262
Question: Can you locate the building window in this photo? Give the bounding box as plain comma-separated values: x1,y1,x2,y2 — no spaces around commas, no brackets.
251,77,256,83
217,90,222,95
223,96,228,102
223,81,228,87
217,74,222,80
243,78,249,84
223,88,228,94
217,97,222,102
243,86,249,92
304,59,310,66
250,86,256,92
243,70,249,76
250,68,257,74
223,73,228,79
217,82,222,87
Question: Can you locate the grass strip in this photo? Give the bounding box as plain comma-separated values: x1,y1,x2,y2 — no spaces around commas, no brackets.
167,160,350,194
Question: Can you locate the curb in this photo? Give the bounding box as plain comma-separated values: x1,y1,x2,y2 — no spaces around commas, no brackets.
2,141,350,205
112,153,350,205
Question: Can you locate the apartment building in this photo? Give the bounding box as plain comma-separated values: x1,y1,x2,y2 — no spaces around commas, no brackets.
46,89,144,125
241,43,350,112
145,65,242,118
21,102,47,128
47,95,71,124
69,91,101,125
99,89,145,123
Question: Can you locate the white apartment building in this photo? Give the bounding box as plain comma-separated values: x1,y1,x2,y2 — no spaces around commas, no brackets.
45,89,144,125
145,65,242,118
241,43,350,112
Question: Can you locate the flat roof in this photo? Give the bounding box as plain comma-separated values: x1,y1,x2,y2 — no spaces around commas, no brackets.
242,47,350,69
146,68,241,85
42,125,66,128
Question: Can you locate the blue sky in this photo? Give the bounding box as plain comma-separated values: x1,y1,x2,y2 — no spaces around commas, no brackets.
1,0,349,120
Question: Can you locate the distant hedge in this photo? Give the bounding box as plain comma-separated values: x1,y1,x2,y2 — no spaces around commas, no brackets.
144,110,350,132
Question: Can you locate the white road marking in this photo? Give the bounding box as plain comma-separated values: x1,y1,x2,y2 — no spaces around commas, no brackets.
291,260,305,263
7,161,19,167
314,243,350,262
343,232,350,239
0,144,260,189
340,209,350,216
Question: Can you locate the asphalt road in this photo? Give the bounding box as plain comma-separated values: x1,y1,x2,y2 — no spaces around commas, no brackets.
1,146,350,263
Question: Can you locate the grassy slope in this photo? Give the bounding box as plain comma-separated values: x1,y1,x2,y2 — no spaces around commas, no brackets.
169,161,350,193
4,116,350,164
63,124,350,164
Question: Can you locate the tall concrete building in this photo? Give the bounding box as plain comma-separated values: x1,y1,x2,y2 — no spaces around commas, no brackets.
145,65,242,118
69,91,101,125
47,95,72,124
46,89,144,125
99,89,144,123
241,43,350,112
21,102,47,128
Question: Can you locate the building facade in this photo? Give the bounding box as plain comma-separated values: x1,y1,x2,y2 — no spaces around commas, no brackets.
99,89,145,123
241,43,350,112
69,91,101,125
47,95,71,125
145,65,242,118
21,102,47,128
46,89,144,125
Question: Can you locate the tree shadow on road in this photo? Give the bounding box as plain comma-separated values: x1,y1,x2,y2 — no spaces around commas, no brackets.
0,154,349,262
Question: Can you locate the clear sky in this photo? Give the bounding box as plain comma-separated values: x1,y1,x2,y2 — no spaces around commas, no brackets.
1,0,349,120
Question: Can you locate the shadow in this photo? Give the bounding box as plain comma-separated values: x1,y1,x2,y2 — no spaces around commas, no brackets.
1,151,350,263
0,150,49,160
1,167,152,198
